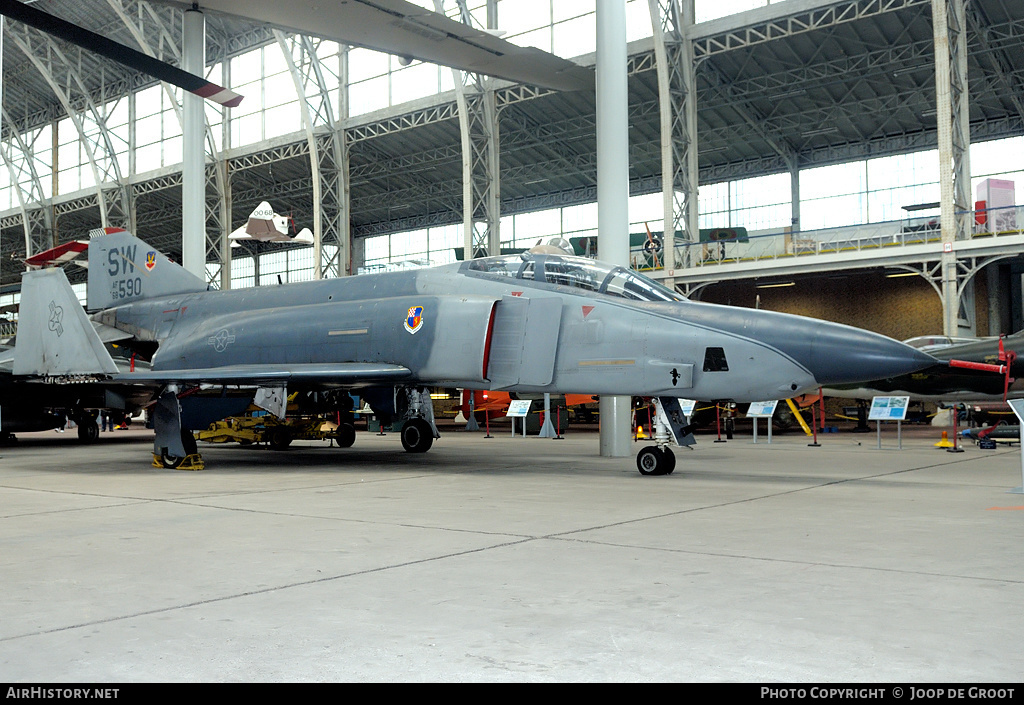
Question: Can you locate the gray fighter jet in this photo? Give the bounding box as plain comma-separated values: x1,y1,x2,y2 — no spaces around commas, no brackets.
10,229,935,474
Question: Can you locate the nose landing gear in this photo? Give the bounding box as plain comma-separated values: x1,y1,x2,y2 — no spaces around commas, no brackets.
636,445,675,475
636,397,695,476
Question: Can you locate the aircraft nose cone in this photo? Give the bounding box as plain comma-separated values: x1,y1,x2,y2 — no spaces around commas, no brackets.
802,322,937,386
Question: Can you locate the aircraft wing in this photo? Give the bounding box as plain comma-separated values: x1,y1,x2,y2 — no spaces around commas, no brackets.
164,0,593,92
113,362,413,387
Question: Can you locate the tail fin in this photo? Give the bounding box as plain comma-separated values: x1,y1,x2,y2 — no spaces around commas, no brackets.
13,268,118,376
87,230,207,311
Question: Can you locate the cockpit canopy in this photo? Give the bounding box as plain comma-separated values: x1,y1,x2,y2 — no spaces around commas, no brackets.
461,253,685,303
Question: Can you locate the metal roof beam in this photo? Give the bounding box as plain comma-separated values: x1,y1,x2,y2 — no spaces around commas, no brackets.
692,0,930,58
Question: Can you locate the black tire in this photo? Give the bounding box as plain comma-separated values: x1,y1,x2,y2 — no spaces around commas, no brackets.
660,447,676,475
335,423,356,448
267,426,292,450
636,446,673,476
400,418,434,453
160,451,184,469
161,431,197,469
183,430,198,456
77,420,99,443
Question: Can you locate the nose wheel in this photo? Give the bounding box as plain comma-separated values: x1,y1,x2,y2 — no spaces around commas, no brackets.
636,446,675,476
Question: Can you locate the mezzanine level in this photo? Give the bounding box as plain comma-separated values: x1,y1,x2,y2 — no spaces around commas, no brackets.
637,205,1024,293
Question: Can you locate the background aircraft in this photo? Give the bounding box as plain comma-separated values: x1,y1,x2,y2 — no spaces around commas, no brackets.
0,340,154,444
154,0,594,91
0,0,593,105
825,331,1023,403
11,229,936,475
229,202,314,247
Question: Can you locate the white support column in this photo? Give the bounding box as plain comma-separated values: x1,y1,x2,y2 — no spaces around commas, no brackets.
597,0,632,458
791,163,801,233
933,0,970,336
181,8,206,279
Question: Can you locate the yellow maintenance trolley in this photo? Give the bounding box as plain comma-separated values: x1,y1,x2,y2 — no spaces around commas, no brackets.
195,394,357,450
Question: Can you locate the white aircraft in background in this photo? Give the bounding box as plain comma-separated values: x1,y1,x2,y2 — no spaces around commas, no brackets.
228,202,314,247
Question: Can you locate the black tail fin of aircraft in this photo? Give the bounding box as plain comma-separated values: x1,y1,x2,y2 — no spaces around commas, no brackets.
87,229,208,311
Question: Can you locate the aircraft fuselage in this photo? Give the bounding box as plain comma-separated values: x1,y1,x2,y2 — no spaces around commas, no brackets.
94,255,931,403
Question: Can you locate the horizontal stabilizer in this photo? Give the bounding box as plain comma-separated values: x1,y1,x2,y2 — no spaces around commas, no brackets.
92,321,134,344
24,240,89,269
13,268,118,377
114,362,413,386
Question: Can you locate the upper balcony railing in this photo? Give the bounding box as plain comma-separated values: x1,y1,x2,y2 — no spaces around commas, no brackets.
629,204,1024,274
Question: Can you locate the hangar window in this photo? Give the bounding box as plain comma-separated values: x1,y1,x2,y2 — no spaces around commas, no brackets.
703,347,729,372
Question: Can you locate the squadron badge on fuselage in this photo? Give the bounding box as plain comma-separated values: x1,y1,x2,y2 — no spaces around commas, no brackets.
404,305,424,334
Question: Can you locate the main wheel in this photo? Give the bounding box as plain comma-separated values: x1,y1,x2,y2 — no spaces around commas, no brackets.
160,431,198,469
77,419,99,443
334,423,356,448
636,446,674,476
400,418,434,453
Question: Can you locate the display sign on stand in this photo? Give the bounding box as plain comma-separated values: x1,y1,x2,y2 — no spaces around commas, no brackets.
747,400,779,444
506,399,532,438
1004,399,1024,494
868,396,910,449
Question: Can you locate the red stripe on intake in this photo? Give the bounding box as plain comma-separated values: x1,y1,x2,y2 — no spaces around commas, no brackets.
482,301,498,381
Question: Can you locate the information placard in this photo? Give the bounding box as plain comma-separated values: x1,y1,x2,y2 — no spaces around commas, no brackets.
506,399,532,418
1006,399,1024,493
868,396,910,421
678,399,697,416
747,400,778,417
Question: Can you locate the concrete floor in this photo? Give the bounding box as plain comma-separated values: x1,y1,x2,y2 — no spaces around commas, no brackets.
1,422,1022,682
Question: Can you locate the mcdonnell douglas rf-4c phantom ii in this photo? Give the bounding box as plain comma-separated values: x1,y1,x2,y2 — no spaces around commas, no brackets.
11,229,936,474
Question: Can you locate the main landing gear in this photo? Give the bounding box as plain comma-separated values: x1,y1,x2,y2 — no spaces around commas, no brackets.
400,417,434,453
155,430,204,470
394,387,440,453
152,388,205,470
